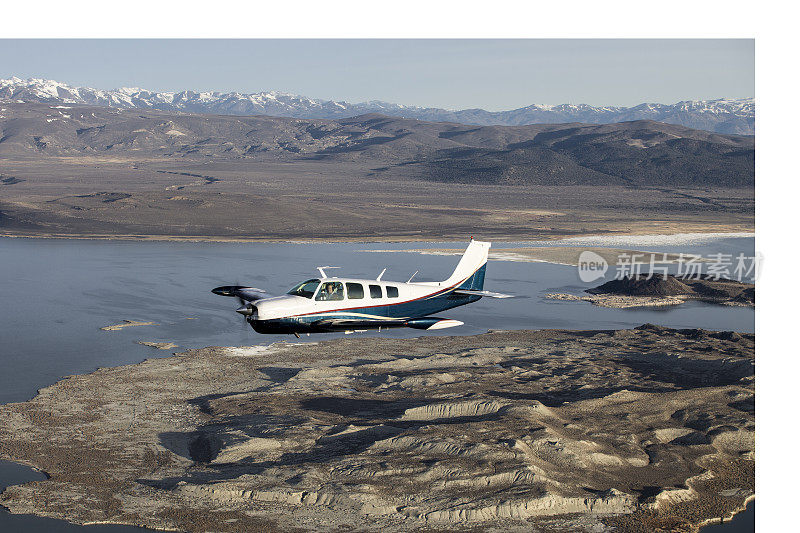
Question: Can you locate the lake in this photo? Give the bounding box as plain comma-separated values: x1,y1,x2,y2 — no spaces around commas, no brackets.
0,236,755,531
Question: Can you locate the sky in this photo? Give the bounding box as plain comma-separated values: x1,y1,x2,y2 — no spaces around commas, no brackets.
0,39,754,111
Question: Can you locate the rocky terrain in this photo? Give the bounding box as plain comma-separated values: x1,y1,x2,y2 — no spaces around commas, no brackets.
549,275,754,309
1,77,755,134
546,292,689,308
589,275,755,305
0,102,755,240
0,326,754,532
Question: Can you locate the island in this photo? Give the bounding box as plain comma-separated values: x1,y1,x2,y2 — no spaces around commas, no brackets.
548,274,755,308
100,320,158,331
0,325,753,532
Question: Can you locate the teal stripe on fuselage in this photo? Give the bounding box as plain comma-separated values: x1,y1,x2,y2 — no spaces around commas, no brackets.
303,291,479,321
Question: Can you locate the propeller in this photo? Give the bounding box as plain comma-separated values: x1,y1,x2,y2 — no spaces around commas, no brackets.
211,280,268,336
233,279,250,334
216,281,253,333
237,301,250,335
235,300,256,316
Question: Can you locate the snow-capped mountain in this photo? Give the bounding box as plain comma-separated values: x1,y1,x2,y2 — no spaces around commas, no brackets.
0,77,754,134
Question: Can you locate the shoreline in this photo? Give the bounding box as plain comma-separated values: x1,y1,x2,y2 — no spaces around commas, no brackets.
0,229,755,245
696,494,755,531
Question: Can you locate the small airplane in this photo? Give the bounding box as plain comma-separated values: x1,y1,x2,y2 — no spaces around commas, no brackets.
212,239,511,336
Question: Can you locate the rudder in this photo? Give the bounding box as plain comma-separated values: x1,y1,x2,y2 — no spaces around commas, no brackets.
443,240,490,289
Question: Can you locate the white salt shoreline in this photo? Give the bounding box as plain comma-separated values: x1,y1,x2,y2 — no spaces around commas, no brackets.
554,232,755,247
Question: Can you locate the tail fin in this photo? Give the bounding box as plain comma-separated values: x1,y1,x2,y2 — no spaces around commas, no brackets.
443,240,490,290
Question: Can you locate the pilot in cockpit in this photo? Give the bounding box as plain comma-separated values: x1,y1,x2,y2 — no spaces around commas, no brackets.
318,282,343,301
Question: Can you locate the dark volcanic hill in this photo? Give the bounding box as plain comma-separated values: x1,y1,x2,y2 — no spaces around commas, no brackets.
587,274,696,297
0,103,754,188
588,274,755,305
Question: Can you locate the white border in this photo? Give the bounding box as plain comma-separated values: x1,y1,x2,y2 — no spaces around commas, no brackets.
756,23,797,533
4,1,793,529
3,1,758,38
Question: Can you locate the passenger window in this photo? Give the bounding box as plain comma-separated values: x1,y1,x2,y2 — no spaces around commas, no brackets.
369,284,382,298
386,286,399,298
346,283,364,299
315,281,344,301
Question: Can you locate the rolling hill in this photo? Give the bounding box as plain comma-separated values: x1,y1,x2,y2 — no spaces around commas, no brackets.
0,103,754,188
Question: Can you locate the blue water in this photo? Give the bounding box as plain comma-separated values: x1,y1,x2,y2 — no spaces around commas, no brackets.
0,236,755,531
0,460,150,532
700,501,754,532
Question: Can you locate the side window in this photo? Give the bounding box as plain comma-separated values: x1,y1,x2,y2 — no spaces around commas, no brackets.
315,281,344,301
386,286,399,298
346,283,364,299
369,284,382,298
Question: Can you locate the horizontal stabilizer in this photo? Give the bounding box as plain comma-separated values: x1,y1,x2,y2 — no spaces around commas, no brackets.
452,289,513,299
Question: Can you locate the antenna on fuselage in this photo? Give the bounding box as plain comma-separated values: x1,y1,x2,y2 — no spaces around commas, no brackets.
317,266,340,278
407,270,419,283
376,268,386,281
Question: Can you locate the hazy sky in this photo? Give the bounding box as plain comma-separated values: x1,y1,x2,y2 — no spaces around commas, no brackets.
0,39,754,110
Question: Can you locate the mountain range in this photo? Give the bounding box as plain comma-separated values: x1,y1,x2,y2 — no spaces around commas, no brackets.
0,77,754,135
0,101,754,188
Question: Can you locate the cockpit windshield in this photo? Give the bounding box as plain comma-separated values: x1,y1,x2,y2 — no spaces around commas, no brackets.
287,279,320,299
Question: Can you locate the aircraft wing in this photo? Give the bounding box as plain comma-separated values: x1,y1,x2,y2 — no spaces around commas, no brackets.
452,289,513,298
311,318,407,330
311,317,465,331
211,285,270,302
